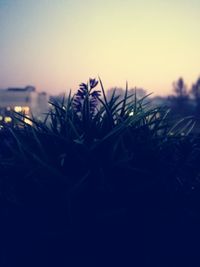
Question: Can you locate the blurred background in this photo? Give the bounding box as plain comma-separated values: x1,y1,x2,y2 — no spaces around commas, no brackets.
0,0,200,121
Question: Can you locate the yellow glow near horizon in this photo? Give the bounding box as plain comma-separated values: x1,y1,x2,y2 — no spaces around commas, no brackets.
0,0,200,96
24,116,32,125
14,106,30,114
14,106,22,112
4,116,12,123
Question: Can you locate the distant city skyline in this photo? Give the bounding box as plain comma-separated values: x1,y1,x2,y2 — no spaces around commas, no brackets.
0,0,200,96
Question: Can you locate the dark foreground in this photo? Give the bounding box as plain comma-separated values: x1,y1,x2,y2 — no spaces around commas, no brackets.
1,185,200,266
1,81,200,266
1,143,200,266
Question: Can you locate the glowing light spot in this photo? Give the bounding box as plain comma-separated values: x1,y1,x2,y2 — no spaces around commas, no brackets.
4,117,12,123
24,117,32,125
23,106,30,114
14,106,22,112
14,106,30,114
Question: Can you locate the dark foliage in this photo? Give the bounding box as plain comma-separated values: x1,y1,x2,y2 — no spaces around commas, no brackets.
0,79,200,266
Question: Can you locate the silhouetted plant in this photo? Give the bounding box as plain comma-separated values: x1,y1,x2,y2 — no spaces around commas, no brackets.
0,78,200,266
173,77,187,97
0,77,197,198
191,77,200,116
73,78,101,116
168,77,193,117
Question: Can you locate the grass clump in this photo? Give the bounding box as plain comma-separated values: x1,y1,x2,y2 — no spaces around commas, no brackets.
0,78,199,205
0,78,200,266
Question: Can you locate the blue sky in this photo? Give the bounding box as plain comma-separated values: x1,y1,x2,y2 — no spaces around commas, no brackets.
0,0,200,95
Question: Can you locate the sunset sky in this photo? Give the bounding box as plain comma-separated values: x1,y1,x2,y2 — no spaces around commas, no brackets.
0,0,200,95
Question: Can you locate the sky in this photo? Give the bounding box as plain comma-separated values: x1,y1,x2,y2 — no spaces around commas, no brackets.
0,0,200,96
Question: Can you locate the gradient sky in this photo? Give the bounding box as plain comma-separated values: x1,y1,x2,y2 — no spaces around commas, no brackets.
0,0,200,95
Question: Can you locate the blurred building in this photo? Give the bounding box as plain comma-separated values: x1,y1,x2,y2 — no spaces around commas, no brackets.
0,86,49,124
